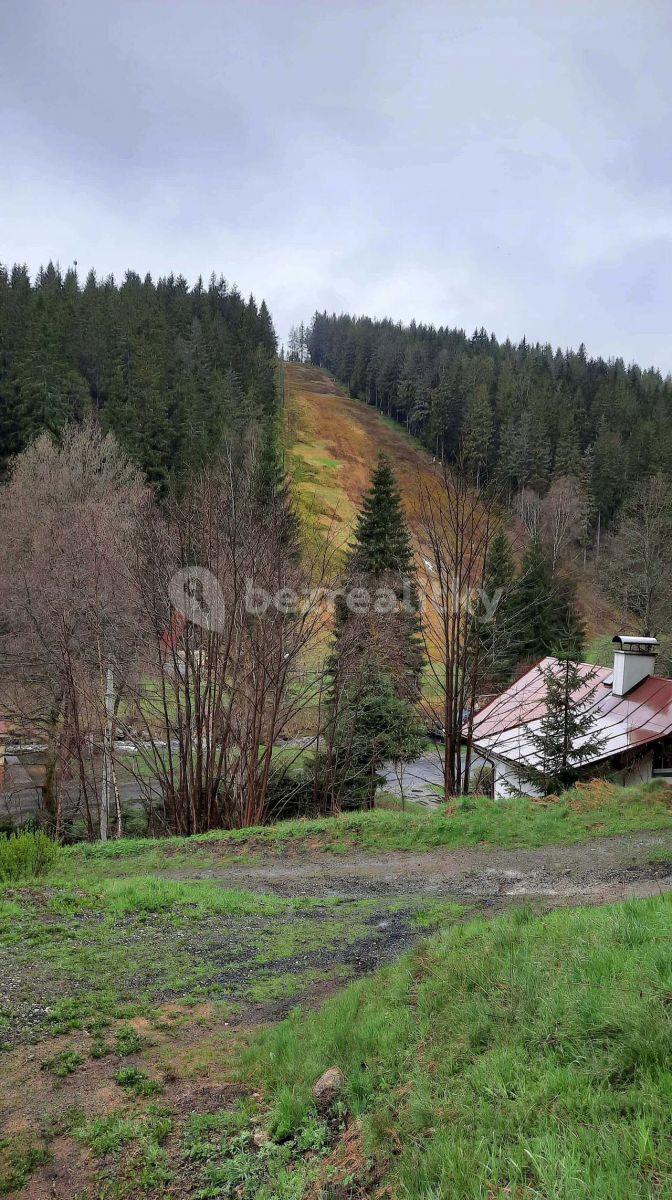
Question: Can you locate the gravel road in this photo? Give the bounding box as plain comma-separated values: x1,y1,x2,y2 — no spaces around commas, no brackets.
168,829,672,911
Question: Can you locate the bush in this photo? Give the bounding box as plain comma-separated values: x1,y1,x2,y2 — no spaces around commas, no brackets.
0,831,60,882
265,763,324,822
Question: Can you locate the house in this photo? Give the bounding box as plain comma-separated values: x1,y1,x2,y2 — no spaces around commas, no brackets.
469,636,672,798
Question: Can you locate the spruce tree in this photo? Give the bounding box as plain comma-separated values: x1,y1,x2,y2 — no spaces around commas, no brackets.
461,383,494,485
254,411,299,553
328,454,424,808
476,529,519,688
522,657,605,794
553,577,585,658
512,538,585,665
511,538,558,661
350,453,414,577
329,664,423,809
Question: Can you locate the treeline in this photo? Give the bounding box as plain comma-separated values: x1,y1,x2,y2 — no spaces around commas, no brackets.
0,263,277,490
307,312,672,528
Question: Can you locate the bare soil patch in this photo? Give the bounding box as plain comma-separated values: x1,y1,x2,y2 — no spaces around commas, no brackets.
166,827,672,908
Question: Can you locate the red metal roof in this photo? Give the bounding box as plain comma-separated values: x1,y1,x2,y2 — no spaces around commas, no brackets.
470,658,672,768
160,611,187,654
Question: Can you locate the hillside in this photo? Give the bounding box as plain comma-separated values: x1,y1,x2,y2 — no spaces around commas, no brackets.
284,361,437,550
284,361,614,645
308,311,672,534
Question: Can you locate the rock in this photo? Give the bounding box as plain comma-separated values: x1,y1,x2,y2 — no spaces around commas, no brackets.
312,1066,344,1111
253,1128,270,1148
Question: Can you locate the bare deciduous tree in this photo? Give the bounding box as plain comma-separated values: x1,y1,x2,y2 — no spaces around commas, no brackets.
515,487,542,541
541,475,588,570
415,463,495,797
121,447,331,834
602,472,672,636
0,423,149,838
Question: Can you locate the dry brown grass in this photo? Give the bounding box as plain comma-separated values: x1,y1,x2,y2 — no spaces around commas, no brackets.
284,363,438,554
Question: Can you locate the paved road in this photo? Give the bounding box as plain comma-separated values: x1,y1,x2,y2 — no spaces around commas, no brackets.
1,745,453,826
382,752,444,806
0,754,151,828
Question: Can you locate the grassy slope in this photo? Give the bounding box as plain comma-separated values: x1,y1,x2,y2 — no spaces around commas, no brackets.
286,363,620,640
3,787,672,1197
0,838,459,1197
284,362,435,551
25,781,672,880
246,896,672,1199
0,873,454,1049
6,891,671,1196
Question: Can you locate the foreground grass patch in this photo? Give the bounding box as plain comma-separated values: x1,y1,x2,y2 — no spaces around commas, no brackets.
245,895,672,1199
0,1133,48,1195
0,873,443,1048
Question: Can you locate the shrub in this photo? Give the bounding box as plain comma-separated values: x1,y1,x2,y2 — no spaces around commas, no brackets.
0,831,60,882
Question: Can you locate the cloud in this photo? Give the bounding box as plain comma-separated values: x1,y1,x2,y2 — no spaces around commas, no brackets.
2,0,672,370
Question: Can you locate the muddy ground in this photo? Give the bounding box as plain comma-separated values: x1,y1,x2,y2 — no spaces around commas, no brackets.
168,827,672,907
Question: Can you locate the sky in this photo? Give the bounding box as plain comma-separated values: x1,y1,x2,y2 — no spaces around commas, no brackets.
2,0,672,371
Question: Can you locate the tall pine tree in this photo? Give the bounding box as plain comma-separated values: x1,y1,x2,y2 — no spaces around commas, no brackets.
327,454,424,807
475,529,519,688
512,539,583,663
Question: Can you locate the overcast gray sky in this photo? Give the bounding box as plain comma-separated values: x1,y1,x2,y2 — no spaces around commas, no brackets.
2,0,671,370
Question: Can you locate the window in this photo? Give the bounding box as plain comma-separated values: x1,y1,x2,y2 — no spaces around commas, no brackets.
652,739,672,774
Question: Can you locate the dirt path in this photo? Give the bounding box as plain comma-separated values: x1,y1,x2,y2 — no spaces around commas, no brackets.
169,829,672,910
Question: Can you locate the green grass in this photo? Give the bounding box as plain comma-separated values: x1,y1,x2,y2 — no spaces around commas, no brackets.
4,781,664,894
585,633,617,667
5,777,672,1197
0,1134,48,1195
115,1066,163,1097
31,782,670,879
244,896,672,1199
115,1025,145,1056
41,1049,85,1078
180,1099,329,1199
75,1107,172,1157
0,869,438,1048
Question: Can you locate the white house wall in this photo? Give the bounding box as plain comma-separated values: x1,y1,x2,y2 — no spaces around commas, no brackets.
490,754,543,800
489,747,667,797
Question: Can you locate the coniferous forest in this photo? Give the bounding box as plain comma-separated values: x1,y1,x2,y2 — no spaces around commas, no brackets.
0,263,277,491
307,311,672,531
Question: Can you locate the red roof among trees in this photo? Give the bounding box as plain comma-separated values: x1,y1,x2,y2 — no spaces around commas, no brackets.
470,658,672,767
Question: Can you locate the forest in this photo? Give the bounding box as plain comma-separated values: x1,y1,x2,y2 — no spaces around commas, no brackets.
304,311,672,533
2,266,672,842
0,262,278,492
